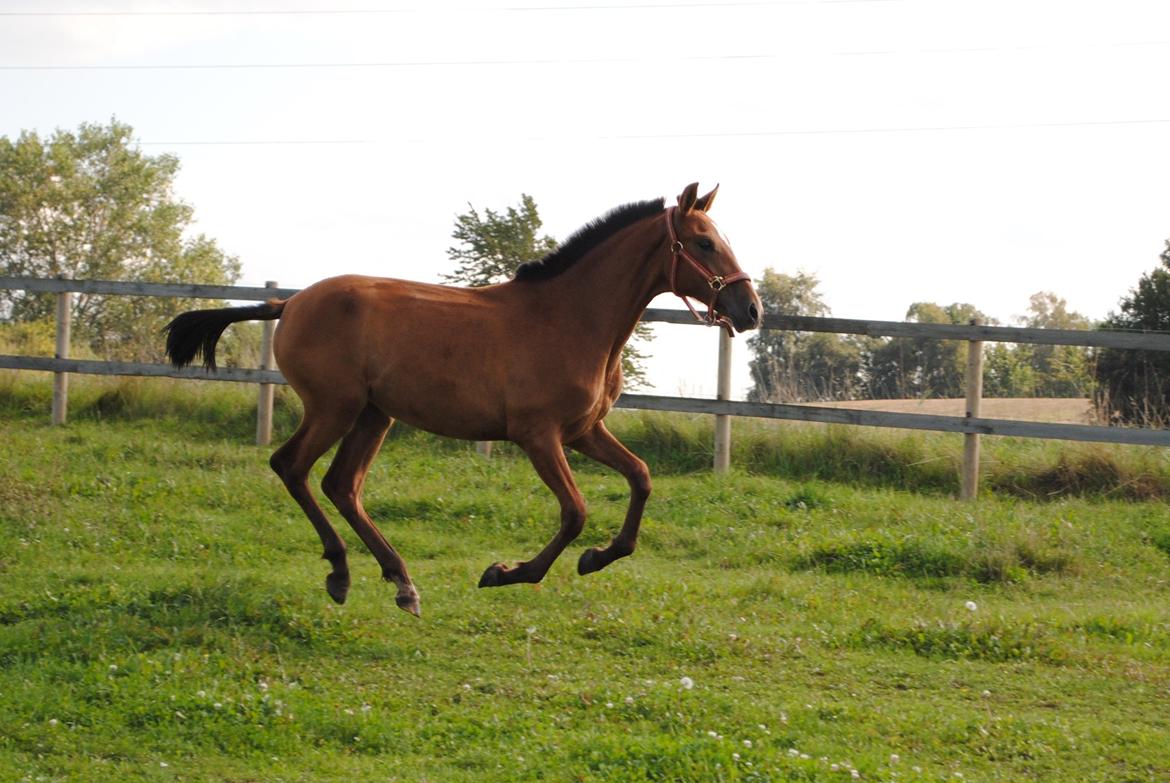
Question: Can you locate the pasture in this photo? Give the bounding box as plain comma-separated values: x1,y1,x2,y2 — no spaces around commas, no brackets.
2,377,1169,782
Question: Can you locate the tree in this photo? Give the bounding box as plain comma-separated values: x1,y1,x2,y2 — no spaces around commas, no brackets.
1094,241,1170,423
865,302,990,399
984,292,1092,398
747,269,863,402
0,119,240,361
442,194,558,288
443,194,651,388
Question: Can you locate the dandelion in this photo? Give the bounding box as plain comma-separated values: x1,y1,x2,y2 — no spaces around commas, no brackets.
965,600,978,612
679,676,694,690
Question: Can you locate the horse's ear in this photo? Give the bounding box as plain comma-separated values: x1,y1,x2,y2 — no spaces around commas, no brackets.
694,184,719,213
676,182,700,213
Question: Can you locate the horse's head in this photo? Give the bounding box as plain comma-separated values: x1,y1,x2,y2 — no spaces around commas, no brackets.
666,183,763,334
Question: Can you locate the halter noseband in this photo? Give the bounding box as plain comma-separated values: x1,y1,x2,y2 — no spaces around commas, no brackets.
665,206,751,336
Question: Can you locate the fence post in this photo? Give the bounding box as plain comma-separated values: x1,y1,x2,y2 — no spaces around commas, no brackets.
51,287,72,425
713,327,733,473
476,441,493,459
960,319,985,500
256,280,278,447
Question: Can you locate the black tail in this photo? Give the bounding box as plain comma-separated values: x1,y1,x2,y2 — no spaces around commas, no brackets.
164,301,285,371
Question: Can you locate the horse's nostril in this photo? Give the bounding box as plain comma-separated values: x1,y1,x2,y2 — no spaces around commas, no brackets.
748,303,760,323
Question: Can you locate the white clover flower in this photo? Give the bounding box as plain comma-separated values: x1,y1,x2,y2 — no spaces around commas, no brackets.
890,754,900,764
743,739,752,748
851,770,860,779
732,752,740,761
48,719,58,727
625,696,634,705
965,600,978,612
679,676,694,690
788,748,800,757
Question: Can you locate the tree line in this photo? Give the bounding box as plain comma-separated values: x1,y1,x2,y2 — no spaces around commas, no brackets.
2,120,1168,422
747,272,1095,401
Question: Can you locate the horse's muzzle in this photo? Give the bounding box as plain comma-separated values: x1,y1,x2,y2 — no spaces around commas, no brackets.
721,285,764,333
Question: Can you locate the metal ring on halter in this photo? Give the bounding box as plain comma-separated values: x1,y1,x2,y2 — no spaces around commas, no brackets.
709,276,725,291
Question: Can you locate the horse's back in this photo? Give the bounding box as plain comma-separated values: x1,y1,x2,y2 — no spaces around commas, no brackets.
274,274,515,437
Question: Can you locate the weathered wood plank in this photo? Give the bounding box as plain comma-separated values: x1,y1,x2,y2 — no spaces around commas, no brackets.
3,277,1168,353
0,276,299,301
763,314,1170,351
614,394,1170,447
0,355,286,384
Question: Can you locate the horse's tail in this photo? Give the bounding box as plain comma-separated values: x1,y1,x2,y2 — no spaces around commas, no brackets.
164,299,286,371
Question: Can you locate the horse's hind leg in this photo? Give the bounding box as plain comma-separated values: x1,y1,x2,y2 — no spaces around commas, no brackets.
270,401,363,604
569,422,651,575
321,403,421,617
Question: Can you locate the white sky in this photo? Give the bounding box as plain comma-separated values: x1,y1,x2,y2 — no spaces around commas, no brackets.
3,0,1169,398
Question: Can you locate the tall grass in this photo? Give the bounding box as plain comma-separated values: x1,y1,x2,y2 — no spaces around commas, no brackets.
4,372,1169,499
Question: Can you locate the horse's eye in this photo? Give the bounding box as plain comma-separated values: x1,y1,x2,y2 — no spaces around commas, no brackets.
696,237,715,252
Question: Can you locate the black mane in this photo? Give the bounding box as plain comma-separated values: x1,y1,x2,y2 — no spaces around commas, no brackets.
513,197,665,282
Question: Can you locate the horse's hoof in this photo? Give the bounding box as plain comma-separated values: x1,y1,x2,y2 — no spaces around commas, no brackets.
478,562,507,588
325,572,350,604
577,547,605,575
396,590,421,618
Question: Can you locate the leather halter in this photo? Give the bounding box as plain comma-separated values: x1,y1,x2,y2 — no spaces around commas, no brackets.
665,206,751,336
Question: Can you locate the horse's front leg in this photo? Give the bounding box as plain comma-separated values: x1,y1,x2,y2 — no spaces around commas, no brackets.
478,435,586,587
568,422,651,575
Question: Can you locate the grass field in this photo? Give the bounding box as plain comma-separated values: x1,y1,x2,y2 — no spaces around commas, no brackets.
2,377,1170,782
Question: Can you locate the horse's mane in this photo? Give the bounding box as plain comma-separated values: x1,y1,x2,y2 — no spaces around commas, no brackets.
513,197,666,283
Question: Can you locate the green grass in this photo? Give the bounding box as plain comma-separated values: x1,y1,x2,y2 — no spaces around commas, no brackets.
2,376,1170,781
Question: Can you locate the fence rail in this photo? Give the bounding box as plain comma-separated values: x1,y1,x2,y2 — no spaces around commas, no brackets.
4,276,1170,499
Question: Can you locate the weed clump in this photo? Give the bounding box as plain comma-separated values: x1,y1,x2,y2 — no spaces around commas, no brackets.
850,618,1064,663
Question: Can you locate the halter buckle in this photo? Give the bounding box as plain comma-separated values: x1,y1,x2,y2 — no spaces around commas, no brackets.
708,275,725,291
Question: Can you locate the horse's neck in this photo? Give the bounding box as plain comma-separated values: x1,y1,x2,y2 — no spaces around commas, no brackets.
538,222,668,352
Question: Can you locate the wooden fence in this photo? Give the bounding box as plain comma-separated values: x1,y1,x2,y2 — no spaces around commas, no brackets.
3,275,1170,500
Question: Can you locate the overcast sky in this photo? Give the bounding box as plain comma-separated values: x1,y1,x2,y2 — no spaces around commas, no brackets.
3,0,1169,397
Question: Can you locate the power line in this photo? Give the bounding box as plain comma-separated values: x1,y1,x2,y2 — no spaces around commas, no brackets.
0,2,878,16
136,117,1170,147
3,39,1165,71
0,54,772,70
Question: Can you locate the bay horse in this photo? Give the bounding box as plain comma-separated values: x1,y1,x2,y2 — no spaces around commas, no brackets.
164,183,762,617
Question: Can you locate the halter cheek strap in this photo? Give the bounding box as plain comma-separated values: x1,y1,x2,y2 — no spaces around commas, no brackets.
665,206,751,337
